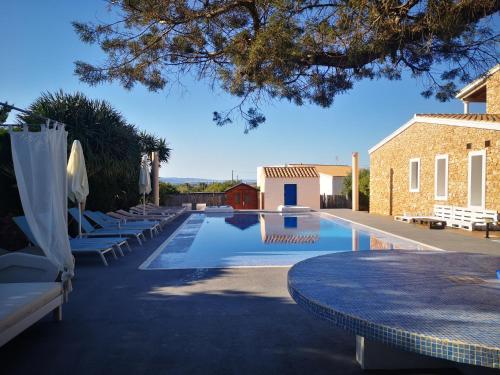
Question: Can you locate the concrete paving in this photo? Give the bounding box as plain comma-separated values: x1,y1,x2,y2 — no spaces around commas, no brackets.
0,213,496,375
322,209,500,256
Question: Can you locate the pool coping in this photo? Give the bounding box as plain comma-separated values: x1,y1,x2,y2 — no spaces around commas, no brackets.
139,211,444,271
319,211,444,252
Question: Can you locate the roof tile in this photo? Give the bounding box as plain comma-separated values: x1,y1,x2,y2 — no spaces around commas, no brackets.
263,166,319,178
416,113,500,122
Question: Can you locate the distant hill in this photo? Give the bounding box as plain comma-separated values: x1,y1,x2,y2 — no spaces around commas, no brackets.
161,177,256,185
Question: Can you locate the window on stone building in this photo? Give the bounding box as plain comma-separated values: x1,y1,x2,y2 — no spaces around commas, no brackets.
409,158,420,192
468,150,486,208
435,155,448,200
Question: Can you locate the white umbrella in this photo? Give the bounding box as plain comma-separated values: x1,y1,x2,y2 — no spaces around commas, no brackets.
67,140,89,237
139,154,151,215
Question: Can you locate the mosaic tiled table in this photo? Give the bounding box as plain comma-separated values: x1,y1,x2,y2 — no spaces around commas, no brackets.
288,250,500,369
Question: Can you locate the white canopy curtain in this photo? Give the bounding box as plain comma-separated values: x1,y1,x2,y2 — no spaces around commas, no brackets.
67,140,89,237
139,154,151,215
9,123,74,298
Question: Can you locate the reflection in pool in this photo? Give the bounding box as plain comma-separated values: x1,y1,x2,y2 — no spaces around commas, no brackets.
140,212,432,270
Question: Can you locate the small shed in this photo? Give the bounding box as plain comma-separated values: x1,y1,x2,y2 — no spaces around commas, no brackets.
225,183,259,209
257,166,320,210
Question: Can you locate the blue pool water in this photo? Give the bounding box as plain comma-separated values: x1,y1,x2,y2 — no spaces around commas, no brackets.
141,212,433,270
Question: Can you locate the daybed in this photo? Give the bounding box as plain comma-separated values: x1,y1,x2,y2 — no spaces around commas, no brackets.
0,252,63,347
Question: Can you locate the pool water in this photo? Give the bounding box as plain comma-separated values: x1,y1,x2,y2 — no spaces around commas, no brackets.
140,212,433,270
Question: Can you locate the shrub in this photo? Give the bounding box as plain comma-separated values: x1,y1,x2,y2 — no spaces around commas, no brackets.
342,169,370,210
3,91,170,214
159,182,179,203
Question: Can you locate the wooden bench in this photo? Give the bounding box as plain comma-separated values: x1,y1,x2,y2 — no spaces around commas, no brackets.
449,207,498,231
395,205,499,232
394,205,451,229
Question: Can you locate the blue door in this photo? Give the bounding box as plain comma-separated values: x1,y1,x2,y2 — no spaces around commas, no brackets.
284,184,297,205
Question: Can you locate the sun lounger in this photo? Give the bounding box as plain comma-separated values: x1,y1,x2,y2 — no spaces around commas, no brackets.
107,211,169,229
143,204,188,215
0,252,63,347
13,216,124,266
115,209,175,224
84,211,160,238
91,210,161,228
130,206,172,216
69,208,146,246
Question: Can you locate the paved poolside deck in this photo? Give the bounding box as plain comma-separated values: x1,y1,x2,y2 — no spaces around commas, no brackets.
0,213,497,374
322,209,500,256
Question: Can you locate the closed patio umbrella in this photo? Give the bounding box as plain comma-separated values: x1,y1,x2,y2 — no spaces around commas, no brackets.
139,154,151,215
67,140,89,237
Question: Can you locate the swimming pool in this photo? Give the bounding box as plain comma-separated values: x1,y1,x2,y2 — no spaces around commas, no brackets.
140,212,435,270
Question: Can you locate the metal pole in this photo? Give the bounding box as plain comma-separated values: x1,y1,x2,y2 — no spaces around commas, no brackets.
0,102,55,123
78,203,82,238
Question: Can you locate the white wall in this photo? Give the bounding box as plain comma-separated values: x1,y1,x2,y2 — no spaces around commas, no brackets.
262,177,320,210
319,173,333,195
256,167,264,188
319,174,345,195
332,176,344,195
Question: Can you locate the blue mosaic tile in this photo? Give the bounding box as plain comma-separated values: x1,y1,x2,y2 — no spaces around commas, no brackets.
288,250,500,369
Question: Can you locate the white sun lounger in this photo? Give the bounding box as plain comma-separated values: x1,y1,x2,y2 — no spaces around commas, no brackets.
0,252,63,347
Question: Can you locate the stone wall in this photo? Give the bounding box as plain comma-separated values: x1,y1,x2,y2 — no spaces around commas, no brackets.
370,122,500,216
486,69,500,114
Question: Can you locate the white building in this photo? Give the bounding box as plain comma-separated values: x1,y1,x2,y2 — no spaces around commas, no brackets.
257,166,320,210
289,164,351,196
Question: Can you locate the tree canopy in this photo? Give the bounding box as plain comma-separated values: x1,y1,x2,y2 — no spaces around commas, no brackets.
176,180,242,193
74,0,499,130
343,168,370,210
0,91,171,213
0,103,11,124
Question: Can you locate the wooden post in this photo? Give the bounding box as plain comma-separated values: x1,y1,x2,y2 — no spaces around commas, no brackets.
152,151,160,206
352,152,359,211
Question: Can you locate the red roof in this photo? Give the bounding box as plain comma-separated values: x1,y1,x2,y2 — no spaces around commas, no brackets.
224,183,258,193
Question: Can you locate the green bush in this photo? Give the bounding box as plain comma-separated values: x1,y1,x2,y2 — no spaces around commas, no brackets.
342,169,370,211
159,182,179,203
176,180,241,193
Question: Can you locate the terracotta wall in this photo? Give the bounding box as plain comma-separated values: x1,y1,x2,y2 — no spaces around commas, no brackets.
370,122,500,216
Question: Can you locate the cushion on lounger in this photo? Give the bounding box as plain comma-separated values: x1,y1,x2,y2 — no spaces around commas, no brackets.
0,282,62,333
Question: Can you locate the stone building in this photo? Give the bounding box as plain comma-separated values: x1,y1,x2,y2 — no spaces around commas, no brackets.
369,65,500,216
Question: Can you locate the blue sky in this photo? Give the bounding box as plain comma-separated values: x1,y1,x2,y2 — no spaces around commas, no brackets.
0,1,491,180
